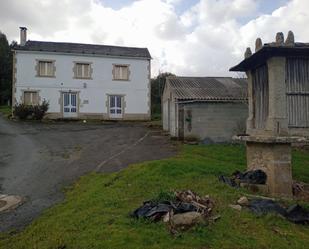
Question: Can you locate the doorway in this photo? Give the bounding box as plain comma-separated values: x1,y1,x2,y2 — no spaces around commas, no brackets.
63,92,78,118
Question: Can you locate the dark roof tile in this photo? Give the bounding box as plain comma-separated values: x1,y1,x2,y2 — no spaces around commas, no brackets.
13,40,151,59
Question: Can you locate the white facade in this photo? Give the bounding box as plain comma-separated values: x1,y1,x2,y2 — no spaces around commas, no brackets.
13,50,151,120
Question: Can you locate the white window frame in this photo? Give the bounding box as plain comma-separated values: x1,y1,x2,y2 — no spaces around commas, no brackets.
113,64,130,81
74,62,92,79
37,60,55,77
23,91,39,105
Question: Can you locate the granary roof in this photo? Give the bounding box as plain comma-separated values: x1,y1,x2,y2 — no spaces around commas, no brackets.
13,40,151,59
167,76,247,102
230,31,309,72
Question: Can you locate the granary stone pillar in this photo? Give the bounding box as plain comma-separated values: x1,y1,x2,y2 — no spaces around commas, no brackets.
245,71,254,135
266,57,289,136
246,138,293,197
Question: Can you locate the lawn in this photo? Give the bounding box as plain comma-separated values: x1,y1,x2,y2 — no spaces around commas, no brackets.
0,105,11,116
1,144,308,249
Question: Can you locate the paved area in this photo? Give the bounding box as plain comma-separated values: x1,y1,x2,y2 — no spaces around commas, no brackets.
0,116,177,231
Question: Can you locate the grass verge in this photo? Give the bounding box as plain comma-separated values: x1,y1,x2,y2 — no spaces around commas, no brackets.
1,144,308,249
0,105,11,117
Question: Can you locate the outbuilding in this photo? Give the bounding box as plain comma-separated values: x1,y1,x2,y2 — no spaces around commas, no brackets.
162,76,248,143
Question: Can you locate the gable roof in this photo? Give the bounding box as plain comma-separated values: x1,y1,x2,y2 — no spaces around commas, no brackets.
13,40,151,59
230,42,309,72
166,76,247,102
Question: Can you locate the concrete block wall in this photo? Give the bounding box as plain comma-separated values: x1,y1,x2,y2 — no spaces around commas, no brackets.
183,102,248,143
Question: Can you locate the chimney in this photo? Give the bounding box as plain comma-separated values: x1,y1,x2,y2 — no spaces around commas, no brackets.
20,27,27,46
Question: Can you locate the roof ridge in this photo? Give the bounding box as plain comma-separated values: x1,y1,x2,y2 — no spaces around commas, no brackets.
168,76,240,79
26,40,148,50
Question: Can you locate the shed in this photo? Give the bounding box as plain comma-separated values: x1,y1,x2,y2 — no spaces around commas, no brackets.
230,32,309,137
162,76,248,142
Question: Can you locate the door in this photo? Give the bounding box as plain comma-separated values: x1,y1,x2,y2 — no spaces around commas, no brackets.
109,95,123,119
63,92,78,118
178,107,184,139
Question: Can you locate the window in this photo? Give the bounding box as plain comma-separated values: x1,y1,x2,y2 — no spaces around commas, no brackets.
38,61,54,77
113,65,129,80
74,62,91,79
24,91,39,105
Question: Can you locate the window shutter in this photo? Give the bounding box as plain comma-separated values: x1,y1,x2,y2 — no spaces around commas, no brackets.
24,92,31,105
47,62,53,76
39,62,45,76
76,64,82,78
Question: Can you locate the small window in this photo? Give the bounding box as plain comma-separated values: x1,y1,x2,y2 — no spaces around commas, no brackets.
24,91,39,105
38,61,54,77
75,63,91,79
113,65,129,80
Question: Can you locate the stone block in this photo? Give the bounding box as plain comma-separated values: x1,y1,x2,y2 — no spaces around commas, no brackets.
246,141,293,198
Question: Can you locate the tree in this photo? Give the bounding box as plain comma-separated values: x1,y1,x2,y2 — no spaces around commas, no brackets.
0,31,13,105
151,72,175,117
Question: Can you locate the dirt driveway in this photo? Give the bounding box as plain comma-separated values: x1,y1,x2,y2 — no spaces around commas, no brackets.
0,116,177,231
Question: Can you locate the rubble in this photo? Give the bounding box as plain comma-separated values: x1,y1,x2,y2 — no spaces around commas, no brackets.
219,169,267,188
229,204,242,211
131,190,215,231
235,197,309,225
237,196,249,206
292,181,309,201
0,194,24,212
170,211,203,229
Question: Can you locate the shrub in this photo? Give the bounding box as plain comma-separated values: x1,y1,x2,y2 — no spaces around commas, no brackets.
13,104,33,120
13,100,49,120
32,100,49,120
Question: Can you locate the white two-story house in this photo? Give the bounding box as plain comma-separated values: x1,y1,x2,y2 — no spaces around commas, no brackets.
12,27,151,120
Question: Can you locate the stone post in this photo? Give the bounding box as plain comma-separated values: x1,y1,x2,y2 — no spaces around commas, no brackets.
246,71,254,134
266,57,288,136
246,141,293,197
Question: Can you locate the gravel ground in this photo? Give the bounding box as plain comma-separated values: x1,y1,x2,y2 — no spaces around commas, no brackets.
0,116,177,231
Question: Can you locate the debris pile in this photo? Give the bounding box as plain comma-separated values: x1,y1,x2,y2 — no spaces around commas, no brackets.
219,169,267,188
293,181,309,201
231,196,309,225
131,190,215,231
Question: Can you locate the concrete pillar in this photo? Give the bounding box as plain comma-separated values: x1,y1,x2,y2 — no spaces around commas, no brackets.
266,57,288,136
246,71,254,134
246,141,292,198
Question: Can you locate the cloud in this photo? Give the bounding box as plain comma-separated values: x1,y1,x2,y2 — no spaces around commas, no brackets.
0,0,308,77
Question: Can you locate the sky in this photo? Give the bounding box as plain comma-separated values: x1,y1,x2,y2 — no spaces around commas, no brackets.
1,0,308,77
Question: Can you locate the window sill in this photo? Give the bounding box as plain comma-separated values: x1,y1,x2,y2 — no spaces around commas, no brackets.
112,79,130,81
74,77,93,80
36,75,56,78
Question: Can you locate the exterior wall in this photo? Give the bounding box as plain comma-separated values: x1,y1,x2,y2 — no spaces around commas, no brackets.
246,57,309,138
162,83,170,131
162,82,177,135
183,102,248,143
169,98,177,137
14,51,150,120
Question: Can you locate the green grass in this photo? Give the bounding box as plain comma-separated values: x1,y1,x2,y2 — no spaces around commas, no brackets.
0,105,11,116
1,144,309,249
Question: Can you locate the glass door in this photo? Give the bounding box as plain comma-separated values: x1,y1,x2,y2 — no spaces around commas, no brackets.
63,92,78,118
109,95,123,119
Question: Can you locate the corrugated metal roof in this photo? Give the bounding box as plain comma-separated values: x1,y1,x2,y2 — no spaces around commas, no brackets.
167,76,247,101
13,40,151,59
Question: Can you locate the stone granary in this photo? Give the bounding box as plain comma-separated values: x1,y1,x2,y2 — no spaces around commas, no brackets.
162,76,248,143
230,31,309,198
